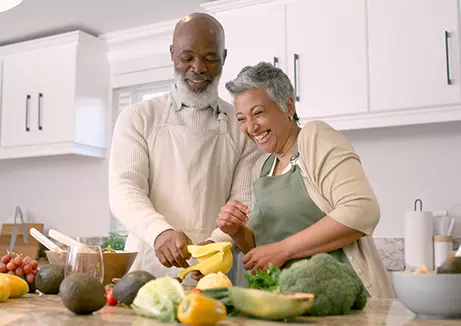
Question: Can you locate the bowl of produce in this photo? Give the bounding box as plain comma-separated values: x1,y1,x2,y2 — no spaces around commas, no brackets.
45,247,138,285
391,264,461,319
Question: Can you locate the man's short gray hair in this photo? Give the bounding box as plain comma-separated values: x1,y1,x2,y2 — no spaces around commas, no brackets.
225,62,299,121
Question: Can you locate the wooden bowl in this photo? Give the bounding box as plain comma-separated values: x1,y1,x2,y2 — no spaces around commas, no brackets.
45,250,138,285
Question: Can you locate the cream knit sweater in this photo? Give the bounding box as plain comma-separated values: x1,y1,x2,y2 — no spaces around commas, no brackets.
108,90,262,278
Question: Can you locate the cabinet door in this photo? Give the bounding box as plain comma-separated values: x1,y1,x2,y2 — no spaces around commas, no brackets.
1,51,40,147
32,44,76,145
216,3,286,104
368,0,461,111
286,0,369,120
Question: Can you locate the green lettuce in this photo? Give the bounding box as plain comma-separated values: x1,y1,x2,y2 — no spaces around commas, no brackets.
131,276,186,322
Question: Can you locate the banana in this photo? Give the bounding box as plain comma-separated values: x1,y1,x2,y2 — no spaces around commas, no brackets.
188,242,232,260
178,242,233,280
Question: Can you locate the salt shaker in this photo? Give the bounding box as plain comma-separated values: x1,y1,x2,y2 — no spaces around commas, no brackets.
433,235,453,268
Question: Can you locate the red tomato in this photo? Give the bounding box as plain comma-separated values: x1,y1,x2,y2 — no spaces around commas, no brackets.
105,288,118,306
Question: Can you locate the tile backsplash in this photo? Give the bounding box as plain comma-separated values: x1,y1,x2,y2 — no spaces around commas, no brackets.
374,237,460,271
77,235,459,272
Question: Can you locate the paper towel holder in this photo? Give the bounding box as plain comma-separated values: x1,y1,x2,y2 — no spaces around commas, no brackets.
414,199,423,211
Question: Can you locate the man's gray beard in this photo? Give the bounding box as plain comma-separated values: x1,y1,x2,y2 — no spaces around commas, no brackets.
174,71,221,110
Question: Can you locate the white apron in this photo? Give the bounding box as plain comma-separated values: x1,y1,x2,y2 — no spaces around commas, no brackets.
125,100,240,286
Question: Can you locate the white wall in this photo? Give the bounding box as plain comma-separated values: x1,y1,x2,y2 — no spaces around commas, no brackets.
0,155,110,238
0,121,459,239
343,121,461,238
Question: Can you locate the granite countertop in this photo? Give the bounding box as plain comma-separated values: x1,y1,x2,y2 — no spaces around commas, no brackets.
1,294,460,326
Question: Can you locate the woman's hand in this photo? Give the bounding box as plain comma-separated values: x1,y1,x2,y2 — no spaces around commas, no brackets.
216,200,250,236
242,242,288,274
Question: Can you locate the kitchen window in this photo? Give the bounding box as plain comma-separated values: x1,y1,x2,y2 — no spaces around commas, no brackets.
109,80,173,235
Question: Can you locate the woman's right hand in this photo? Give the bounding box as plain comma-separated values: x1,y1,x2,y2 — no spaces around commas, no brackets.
216,200,250,236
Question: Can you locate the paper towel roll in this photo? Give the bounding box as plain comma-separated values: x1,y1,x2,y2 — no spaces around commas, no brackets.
404,210,434,271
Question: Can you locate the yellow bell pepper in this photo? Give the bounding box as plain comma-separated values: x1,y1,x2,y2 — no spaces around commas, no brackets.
0,273,29,298
0,280,11,302
177,292,227,326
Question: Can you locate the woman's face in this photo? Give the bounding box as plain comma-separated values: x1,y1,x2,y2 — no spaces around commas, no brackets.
234,88,295,154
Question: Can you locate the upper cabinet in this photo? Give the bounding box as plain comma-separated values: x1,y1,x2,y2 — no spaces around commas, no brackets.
368,0,461,112
202,0,461,130
286,0,368,118
0,31,110,159
214,2,286,104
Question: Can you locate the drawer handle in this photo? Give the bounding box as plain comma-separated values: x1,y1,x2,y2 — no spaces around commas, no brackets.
38,93,43,130
294,53,300,102
25,94,30,132
445,31,452,85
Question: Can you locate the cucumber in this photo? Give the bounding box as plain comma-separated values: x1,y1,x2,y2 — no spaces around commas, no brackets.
199,287,237,316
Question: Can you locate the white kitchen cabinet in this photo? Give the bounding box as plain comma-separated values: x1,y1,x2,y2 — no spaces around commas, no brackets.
211,2,286,104
0,31,110,159
202,0,461,130
286,0,369,119
368,0,461,112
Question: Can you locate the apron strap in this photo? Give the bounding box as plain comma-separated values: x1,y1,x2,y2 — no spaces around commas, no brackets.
260,155,276,177
260,142,300,177
217,109,228,134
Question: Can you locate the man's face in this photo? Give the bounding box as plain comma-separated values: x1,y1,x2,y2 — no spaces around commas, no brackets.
170,23,227,95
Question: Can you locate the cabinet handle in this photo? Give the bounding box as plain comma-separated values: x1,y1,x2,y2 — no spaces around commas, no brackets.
273,57,279,68
294,53,300,102
38,93,43,130
25,95,30,132
444,31,452,85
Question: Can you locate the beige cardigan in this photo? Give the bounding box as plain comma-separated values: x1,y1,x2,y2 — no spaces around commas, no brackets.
252,120,395,299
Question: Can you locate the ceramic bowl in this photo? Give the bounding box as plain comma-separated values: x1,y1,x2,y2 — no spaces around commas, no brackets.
45,250,138,285
391,271,461,319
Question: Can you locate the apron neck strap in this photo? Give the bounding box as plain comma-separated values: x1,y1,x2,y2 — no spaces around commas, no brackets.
260,142,300,177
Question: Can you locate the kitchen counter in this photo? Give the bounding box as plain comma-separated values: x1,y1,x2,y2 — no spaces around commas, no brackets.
1,294,460,326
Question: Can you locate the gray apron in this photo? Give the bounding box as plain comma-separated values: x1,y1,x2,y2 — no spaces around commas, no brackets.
250,144,350,267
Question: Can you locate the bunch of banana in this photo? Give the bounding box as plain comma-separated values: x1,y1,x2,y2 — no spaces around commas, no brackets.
177,242,233,280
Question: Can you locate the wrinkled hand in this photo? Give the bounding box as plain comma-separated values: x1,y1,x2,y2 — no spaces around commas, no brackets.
242,242,287,274
190,240,214,281
216,200,250,236
154,230,193,268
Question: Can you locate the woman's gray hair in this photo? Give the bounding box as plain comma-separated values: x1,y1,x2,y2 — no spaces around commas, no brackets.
225,62,299,121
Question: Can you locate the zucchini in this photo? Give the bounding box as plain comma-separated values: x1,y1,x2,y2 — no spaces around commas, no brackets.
199,287,237,316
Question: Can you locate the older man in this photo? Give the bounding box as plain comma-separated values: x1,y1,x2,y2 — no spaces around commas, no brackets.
108,13,261,284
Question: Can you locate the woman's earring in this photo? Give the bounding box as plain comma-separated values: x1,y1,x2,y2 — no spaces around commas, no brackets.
289,116,293,121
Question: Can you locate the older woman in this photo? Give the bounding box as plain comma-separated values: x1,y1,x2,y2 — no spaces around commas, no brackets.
216,62,394,299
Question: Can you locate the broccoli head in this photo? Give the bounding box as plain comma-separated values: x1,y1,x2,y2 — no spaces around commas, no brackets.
278,253,367,316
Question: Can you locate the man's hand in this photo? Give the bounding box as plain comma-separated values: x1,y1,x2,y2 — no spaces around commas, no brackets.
216,200,250,236
154,230,193,268
190,240,214,281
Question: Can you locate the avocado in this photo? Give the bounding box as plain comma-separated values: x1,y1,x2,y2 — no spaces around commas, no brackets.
35,264,65,294
59,273,106,315
113,270,155,305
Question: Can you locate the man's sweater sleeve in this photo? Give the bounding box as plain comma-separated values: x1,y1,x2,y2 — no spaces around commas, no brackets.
109,104,174,247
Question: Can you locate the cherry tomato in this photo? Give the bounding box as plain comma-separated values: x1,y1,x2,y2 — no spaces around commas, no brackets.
105,287,118,306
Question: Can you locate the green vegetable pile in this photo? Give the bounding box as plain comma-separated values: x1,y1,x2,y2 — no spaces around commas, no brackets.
244,264,281,291
244,253,368,316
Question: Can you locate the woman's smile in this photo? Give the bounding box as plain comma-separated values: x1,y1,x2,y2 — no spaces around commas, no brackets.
253,130,271,144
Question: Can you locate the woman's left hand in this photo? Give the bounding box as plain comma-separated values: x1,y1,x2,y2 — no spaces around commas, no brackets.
242,242,287,274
